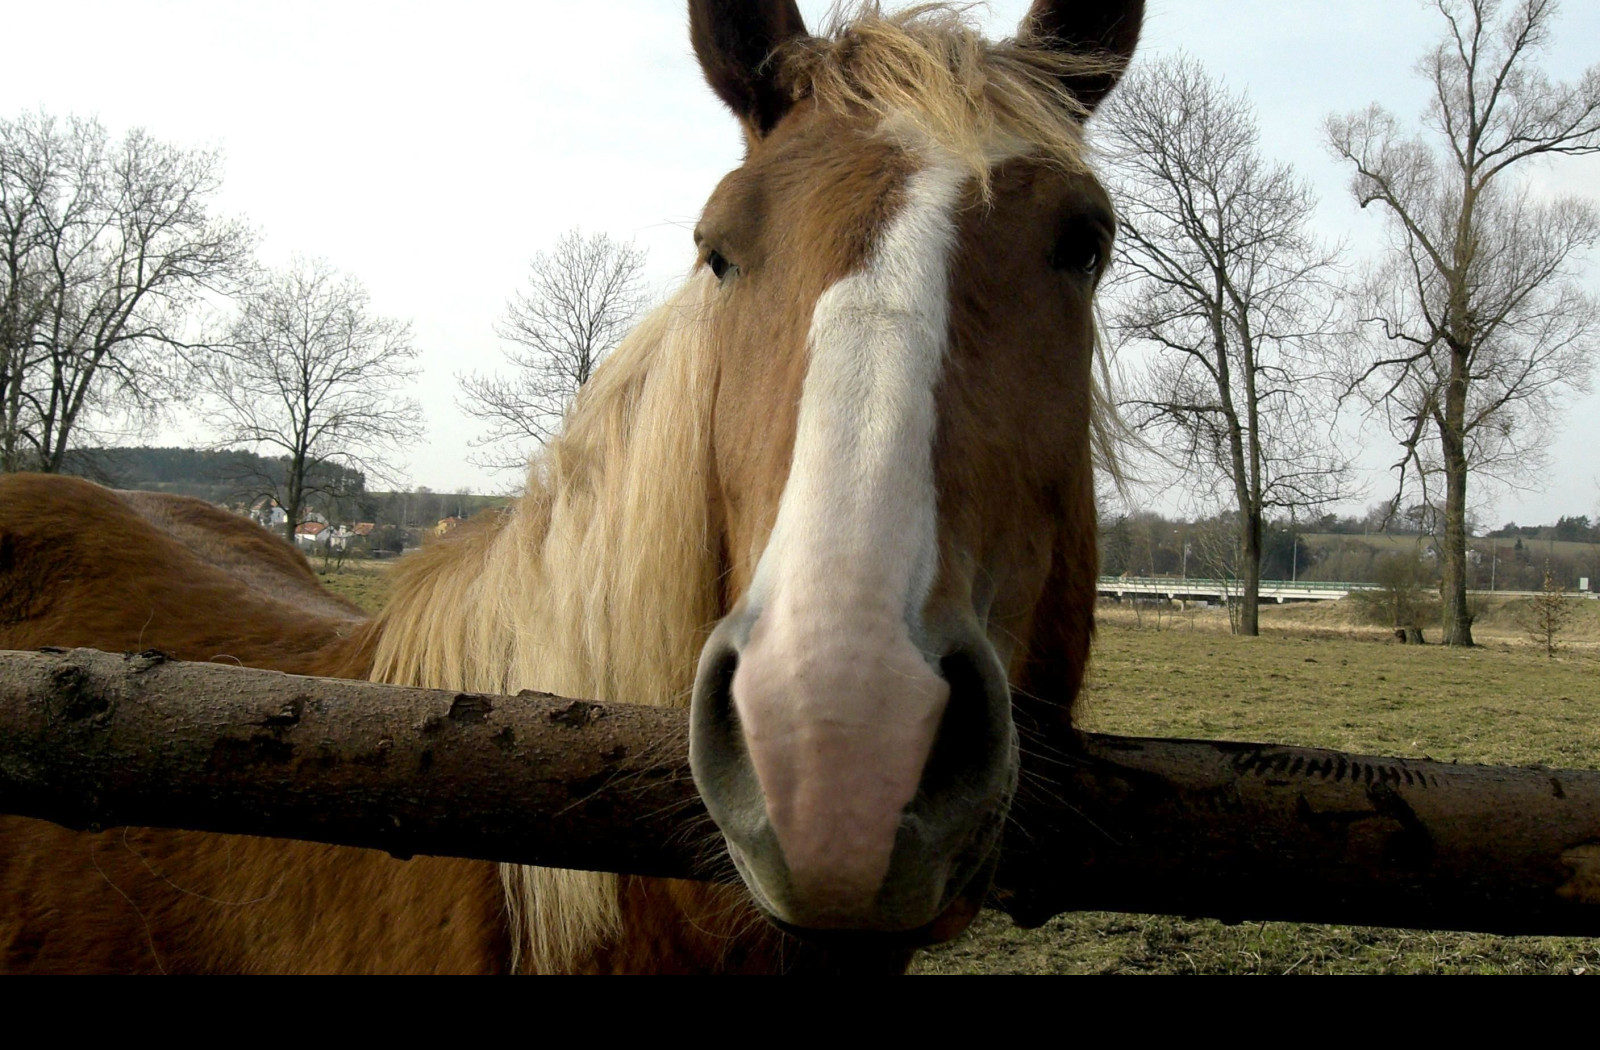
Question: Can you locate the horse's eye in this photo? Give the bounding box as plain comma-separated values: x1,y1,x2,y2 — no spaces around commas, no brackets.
706,249,734,281
1049,236,1100,276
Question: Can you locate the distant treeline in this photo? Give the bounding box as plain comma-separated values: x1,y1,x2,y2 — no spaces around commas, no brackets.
61,446,505,533
1488,516,1600,544
1281,509,1600,546
1102,512,1310,583
61,447,365,508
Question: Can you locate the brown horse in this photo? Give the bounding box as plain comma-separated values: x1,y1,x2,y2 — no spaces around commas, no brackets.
0,0,1141,973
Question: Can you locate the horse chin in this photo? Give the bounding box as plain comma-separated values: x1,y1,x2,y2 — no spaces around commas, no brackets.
726,819,1004,948
761,899,980,951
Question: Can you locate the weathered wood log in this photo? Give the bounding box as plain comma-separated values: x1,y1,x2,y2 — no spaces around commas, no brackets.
997,736,1600,936
0,647,715,880
2,647,1598,936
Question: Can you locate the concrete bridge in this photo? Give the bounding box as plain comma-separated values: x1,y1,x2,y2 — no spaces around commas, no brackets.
1098,577,1362,603
1098,577,1596,604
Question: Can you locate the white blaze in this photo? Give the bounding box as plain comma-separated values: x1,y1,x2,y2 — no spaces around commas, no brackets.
731,156,968,918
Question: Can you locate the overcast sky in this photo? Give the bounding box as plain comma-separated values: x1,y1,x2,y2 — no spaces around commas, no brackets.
5,1,1598,525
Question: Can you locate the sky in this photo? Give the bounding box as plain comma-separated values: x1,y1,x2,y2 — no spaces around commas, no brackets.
4,1,1598,525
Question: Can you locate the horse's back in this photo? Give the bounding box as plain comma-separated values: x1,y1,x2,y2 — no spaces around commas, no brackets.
113,487,366,622
0,474,505,973
0,473,365,670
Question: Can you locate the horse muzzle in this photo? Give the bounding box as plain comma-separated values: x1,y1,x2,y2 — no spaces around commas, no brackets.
689,601,1017,937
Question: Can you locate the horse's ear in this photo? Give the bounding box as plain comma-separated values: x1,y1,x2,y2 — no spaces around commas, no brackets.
1018,0,1145,113
689,0,810,136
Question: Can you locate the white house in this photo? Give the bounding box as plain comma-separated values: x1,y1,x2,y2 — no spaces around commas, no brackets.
293,521,327,548
249,496,288,530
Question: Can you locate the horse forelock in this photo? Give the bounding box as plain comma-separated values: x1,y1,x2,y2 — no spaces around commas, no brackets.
773,5,1124,479
779,3,1112,193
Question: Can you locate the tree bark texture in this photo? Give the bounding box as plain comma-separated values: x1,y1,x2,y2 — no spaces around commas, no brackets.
3,647,1599,936
1440,352,1474,646
1239,506,1262,636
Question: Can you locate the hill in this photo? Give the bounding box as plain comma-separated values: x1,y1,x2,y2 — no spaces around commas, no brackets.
57,446,506,532
60,447,364,509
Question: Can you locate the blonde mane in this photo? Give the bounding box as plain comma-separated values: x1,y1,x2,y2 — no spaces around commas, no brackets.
370,275,723,972
368,2,1122,974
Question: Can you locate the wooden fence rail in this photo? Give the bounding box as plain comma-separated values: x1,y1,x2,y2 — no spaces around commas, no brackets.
3,647,1598,936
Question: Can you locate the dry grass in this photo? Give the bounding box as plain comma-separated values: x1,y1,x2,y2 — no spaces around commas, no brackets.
1080,604,1600,763
918,909,1598,975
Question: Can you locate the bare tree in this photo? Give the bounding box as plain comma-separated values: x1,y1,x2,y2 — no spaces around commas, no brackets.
1353,550,1440,644
1098,56,1352,636
0,111,250,473
1327,0,1600,647
1182,514,1242,633
201,259,422,544
458,229,646,472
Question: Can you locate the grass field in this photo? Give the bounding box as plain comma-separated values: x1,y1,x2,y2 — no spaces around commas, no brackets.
314,559,393,612
317,564,1600,974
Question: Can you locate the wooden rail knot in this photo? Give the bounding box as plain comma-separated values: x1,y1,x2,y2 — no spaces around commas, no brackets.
549,700,605,728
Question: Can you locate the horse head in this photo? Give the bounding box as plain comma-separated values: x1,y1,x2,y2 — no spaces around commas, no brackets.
686,0,1142,939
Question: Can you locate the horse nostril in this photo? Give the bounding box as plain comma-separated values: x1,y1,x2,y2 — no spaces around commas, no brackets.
702,644,739,726
921,647,1015,802
690,640,739,755
689,637,766,827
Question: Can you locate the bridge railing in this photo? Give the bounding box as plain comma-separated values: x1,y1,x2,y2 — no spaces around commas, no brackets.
1097,577,1598,601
